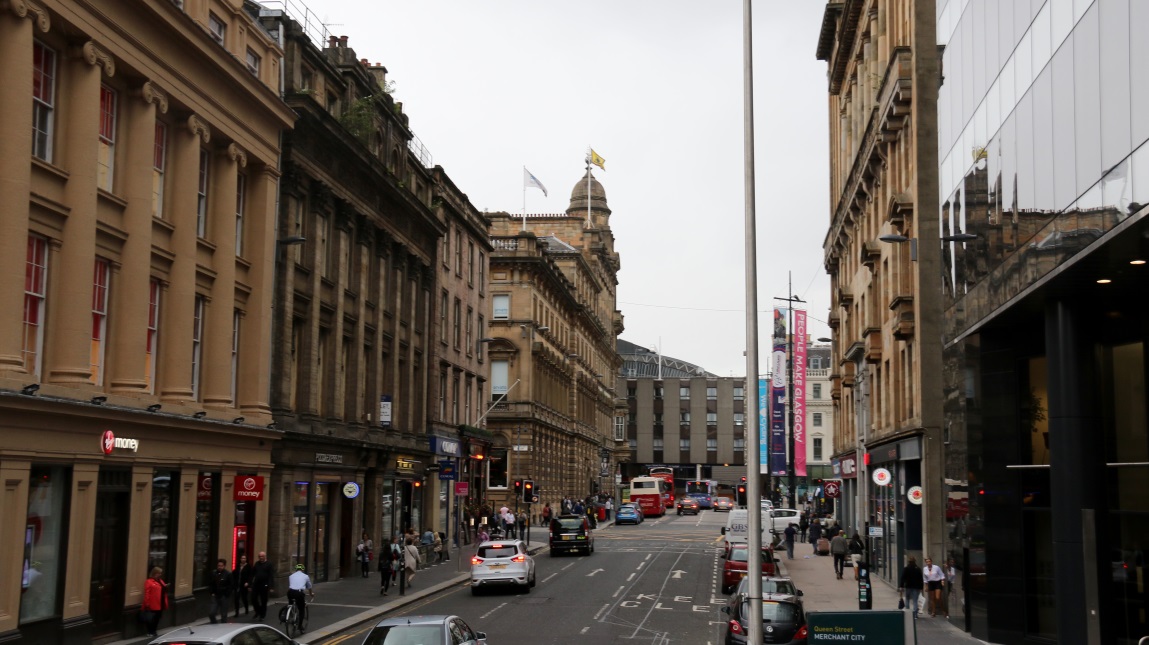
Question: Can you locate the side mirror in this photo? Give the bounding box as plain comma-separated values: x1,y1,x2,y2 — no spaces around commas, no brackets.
797,589,804,596
475,632,488,640
721,527,727,535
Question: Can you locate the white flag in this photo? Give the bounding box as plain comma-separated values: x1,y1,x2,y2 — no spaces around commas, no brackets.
523,167,548,197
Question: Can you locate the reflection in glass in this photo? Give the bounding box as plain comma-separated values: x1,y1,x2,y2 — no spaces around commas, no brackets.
20,466,68,623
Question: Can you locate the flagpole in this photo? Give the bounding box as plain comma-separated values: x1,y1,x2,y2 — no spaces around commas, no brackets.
522,166,527,232
585,147,592,228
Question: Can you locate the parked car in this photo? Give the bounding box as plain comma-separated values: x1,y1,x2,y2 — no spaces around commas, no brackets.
721,592,807,644
550,514,594,556
688,493,714,509
713,497,734,512
361,614,487,645
616,503,643,524
722,544,777,594
729,576,804,610
767,508,802,535
149,624,298,645
676,498,701,515
470,540,535,594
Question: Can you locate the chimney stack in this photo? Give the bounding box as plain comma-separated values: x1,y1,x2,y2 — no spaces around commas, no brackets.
339,35,349,47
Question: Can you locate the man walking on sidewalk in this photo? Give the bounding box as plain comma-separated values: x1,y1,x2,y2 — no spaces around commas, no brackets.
783,523,797,559
829,532,849,578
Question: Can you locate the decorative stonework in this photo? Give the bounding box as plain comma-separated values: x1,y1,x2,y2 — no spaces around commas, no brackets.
81,40,115,77
227,142,247,168
3,0,51,32
186,114,211,144
139,81,169,114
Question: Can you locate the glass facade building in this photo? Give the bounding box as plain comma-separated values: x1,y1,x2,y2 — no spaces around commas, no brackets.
939,1,1149,642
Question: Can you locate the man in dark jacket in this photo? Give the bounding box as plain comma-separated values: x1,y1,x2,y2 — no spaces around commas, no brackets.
207,559,233,624
249,551,274,620
808,519,823,554
232,554,253,618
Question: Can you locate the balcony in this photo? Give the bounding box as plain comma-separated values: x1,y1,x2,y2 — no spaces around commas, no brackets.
840,361,856,388
889,294,915,340
861,240,882,269
837,286,854,307
830,373,842,401
864,327,882,364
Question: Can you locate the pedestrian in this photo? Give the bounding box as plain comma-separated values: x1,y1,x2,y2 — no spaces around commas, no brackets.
798,514,809,542
808,519,823,554
232,554,252,618
141,566,168,637
830,531,849,578
207,558,233,624
360,531,374,578
249,551,274,620
478,525,490,542
848,532,865,574
923,557,946,617
605,497,613,520
517,510,528,539
898,555,924,617
828,520,843,538
783,522,797,560
421,527,435,545
541,503,553,525
286,564,314,634
379,537,396,595
432,531,443,564
944,557,957,619
404,537,422,588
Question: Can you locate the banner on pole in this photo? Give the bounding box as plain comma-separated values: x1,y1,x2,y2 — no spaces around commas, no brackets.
794,309,808,477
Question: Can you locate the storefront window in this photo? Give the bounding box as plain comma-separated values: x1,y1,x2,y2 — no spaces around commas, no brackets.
149,470,178,577
292,482,309,568
410,482,423,534
488,448,508,489
381,480,395,541
21,465,69,623
314,483,329,581
193,473,217,588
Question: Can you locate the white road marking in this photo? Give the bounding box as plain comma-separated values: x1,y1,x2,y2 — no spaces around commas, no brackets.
562,562,577,570
479,602,507,619
587,568,605,577
627,573,635,581
580,627,590,634
637,561,645,569
613,585,625,598
645,554,652,561
543,572,559,583
593,603,611,620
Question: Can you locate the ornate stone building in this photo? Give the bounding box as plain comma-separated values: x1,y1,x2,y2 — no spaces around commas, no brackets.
0,0,293,641
815,0,945,584
482,171,625,516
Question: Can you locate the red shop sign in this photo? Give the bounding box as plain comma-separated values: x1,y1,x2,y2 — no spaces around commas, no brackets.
233,475,265,501
197,474,213,500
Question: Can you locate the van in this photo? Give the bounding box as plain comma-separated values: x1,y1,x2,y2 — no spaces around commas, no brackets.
721,508,771,550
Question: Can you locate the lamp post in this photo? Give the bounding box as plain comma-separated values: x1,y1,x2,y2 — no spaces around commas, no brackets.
775,274,805,512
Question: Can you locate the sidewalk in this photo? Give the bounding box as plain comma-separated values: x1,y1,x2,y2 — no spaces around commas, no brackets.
108,524,572,645
775,548,988,644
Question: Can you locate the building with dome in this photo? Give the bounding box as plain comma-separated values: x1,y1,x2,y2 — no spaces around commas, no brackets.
478,168,626,516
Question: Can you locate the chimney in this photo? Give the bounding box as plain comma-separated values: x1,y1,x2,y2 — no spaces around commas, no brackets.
339,35,348,47
367,63,388,91
360,58,369,66
327,36,338,49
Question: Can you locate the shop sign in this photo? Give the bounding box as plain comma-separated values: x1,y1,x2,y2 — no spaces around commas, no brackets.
839,455,857,479
396,458,418,473
824,481,842,498
233,475,265,501
906,486,923,505
454,482,469,496
438,460,456,481
316,453,343,464
807,610,907,643
197,474,213,500
379,395,393,428
99,429,139,455
871,467,892,486
342,482,361,499
430,436,461,456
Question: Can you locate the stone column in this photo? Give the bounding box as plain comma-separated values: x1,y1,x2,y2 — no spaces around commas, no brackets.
0,4,48,374
202,145,242,408
61,463,99,621
124,466,155,609
0,460,31,635
173,466,199,599
109,82,167,394
45,41,114,386
159,116,211,403
238,164,277,418
216,469,237,567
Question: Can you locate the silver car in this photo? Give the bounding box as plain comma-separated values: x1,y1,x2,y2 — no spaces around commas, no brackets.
361,614,487,645
470,539,536,595
148,624,298,645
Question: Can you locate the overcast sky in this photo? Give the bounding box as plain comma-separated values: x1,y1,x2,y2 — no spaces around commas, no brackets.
301,0,832,377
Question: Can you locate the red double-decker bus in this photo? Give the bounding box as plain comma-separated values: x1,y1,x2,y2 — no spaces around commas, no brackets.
648,467,675,509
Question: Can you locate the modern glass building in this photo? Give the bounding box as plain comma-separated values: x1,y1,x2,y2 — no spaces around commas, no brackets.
938,1,1149,643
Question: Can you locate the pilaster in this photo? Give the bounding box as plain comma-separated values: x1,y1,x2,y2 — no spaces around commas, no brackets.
202,145,240,407
123,466,154,610
0,461,31,635
62,463,99,621
238,165,277,419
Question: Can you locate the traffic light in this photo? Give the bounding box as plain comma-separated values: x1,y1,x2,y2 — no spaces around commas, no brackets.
737,484,746,506
522,479,534,504
513,479,523,497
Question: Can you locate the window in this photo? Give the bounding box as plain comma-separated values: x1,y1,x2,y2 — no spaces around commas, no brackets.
32,41,56,161
439,290,448,344
707,438,717,452
152,121,166,218
813,437,823,461
492,294,509,320
811,357,822,369
734,438,745,452
90,259,110,385
234,174,245,255
443,226,450,268
707,387,717,400
454,230,462,274
192,296,205,399
706,412,717,425
653,413,663,424
812,383,822,399
145,279,160,392
813,412,823,427
629,439,637,450
734,413,744,426
452,298,461,348
679,386,690,399
680,411,690,424
465,306,473,354
653,438,664,450
614,416,625,441
626,386,636,399
467,242,475,283
452,374,460,424
196,150,209,237
316,214,329,277
20,465,69,623
464,378,472,425
491,360,509,394
733,385,744,400
478,252,485,294
230,310,240,404
245,48,261,76
477,315,485,360
97,86,117,191
679,439,690,451
487,448,508,489
438,370,447,419
208,13,226,44
23,236,48,377
654,385,663,399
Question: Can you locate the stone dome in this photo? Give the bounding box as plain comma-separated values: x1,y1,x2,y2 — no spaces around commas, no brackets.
566,169,611,216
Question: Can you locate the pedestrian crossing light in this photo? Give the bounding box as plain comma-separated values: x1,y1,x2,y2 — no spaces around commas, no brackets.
513,478,523,495
522,480,534,504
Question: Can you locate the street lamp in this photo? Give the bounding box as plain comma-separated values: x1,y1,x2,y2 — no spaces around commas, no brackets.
879,231,978,261
774,275,805,512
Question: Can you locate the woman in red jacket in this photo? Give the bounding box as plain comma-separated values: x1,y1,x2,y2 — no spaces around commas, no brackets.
142,567,169,637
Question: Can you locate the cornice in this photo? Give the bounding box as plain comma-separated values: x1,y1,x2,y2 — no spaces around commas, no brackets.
137,81,168,114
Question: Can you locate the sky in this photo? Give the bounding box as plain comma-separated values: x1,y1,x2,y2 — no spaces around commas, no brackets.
298,0,832,377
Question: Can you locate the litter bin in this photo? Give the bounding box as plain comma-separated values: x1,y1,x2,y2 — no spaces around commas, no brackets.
597,505,606,521
857,560,872,610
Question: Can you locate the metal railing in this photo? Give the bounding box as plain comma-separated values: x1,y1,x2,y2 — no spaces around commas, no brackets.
258,0,331,49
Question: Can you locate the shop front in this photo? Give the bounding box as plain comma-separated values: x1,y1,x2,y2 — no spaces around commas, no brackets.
378,453,428,541
866,436,923,584
428,435,462,547
0,401,275,644
833,452,860,534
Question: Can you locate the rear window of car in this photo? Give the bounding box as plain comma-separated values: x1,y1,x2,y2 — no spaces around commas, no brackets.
729,547,773,563
745,600,801,622
555,518,584,530
738,579,796,595
362,624,442,645
478,545,518,558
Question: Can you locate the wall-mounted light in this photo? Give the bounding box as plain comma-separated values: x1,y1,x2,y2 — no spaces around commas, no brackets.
880,231,979,262
147,403,162,412
277,236,307,246
267,422,278,430
21,383,40,396
233,417,245,424
91,396,107,405
193,411,207,419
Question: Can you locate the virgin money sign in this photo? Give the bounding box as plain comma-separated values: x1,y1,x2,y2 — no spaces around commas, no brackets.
99,429,139,454
233,475,265,501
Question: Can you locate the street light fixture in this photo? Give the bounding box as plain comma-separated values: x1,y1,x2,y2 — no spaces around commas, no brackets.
879,231,978,261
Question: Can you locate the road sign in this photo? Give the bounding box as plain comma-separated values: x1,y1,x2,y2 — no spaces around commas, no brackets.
532,495,539,503
454,482,469,497
868,526,883,537
824,481,841,498
438,460,456,481
806,610,909,643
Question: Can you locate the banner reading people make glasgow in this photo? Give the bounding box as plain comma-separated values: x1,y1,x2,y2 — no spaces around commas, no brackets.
794,309,808,477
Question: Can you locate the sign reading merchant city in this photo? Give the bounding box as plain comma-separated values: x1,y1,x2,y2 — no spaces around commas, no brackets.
100,430,139,454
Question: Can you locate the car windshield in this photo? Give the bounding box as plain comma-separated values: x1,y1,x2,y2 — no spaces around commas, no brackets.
554,518,584,530
743,600,801,623
730,548,773,563
363,624,442,645
477,545,518,558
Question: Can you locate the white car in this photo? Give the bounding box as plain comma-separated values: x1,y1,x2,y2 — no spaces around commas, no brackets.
470,539,536,595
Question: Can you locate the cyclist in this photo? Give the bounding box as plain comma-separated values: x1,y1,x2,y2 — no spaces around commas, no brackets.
286,564,313,633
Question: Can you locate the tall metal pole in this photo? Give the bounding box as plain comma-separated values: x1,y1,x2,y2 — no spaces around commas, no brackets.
741,1,763,640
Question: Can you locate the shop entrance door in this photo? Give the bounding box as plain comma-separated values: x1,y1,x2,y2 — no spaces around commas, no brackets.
90,469,130,636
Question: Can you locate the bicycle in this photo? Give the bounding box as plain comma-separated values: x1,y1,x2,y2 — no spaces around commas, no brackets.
279,594,310,637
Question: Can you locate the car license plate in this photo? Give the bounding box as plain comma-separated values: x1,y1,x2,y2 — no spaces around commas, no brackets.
487,564,507,570
562,535,573,540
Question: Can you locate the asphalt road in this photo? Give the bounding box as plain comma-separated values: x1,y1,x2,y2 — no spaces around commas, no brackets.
314,510,736,645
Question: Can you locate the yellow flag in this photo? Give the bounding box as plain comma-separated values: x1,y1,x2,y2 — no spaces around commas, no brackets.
590,149,606,170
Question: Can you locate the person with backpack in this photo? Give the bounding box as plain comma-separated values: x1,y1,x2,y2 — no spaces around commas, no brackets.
380,536,400,595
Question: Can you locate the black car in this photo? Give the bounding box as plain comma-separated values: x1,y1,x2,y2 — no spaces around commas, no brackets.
549,514,594,556
728,576,804,611
721,592,807,645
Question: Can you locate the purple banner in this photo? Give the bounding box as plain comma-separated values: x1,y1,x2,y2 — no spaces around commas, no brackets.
770,308,788,476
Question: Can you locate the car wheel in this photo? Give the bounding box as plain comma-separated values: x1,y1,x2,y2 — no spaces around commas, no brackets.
471,587,481,596
550,549,558,557
530,571,537,588
677,511,681,515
